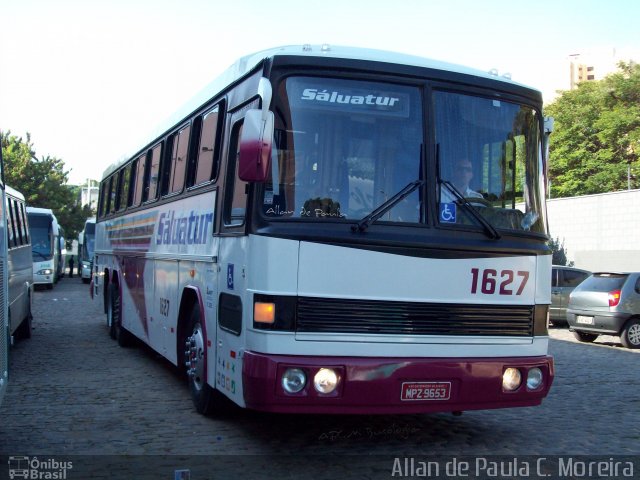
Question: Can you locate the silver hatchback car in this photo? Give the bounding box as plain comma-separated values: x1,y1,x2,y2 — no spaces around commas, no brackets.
550,265,591,326
566,272,640,349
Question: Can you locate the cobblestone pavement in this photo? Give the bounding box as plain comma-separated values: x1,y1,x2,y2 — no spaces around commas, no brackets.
0,278,638,478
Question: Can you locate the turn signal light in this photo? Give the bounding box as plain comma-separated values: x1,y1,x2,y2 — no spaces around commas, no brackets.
254,302,275,324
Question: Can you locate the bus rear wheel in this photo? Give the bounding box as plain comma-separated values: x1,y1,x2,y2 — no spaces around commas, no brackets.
184,307,224,415
106,283,117,339
109,283,134,347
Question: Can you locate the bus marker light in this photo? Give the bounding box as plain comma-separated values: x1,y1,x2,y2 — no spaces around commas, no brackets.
526,368,543,390
282,368,306,393
502,368,522,392
313,368,338,394
254,302,275,324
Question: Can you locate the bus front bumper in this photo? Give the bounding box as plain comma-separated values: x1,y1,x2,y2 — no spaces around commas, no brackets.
242,351,554,414
33,273,54,285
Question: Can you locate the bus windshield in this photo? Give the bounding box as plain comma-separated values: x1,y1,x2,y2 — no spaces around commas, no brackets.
84,223,96,258
262,76,545,234
30,222,53,260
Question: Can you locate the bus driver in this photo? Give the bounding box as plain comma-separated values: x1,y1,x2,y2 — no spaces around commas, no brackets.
441,159,483,203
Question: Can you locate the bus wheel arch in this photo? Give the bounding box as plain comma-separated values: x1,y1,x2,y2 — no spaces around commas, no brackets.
176,288,200,375
180,290,226,415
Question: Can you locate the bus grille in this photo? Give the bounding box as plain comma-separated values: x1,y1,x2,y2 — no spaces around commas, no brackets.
296,297,534,337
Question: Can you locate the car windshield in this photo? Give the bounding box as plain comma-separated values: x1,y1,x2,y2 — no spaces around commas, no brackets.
578,274,628,292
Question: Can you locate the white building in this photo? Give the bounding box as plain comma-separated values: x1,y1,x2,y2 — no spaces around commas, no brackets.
80,181,99,210
567,47,639,90
547,189,640,271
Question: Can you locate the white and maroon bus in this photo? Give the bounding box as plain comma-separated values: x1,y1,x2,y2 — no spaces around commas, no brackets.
93,45,554,415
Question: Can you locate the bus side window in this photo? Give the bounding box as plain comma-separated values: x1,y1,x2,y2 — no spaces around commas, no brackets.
108,175,117,214
99,181,109,217
127,160,138,208
169,125,190,194
132,153,146,206
194,106,221,186
223,122,247,227
12,200,24,245
6,199,16,248
19,203,29,244
118,165,131,211
147,144,162,201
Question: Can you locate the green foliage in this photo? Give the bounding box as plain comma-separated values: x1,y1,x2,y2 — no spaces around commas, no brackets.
1,130,95,240
548,237,574,266
545,62,640,197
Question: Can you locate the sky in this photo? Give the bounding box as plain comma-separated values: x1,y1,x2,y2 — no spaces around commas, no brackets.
1,0,639,185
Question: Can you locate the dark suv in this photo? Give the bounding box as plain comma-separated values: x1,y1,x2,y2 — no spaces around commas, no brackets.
550,266,590,326
566,272,640,349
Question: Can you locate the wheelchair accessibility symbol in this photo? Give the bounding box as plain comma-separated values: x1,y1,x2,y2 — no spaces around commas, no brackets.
440,203,457,223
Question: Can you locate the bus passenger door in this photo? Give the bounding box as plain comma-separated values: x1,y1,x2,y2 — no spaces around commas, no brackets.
215,116,249,406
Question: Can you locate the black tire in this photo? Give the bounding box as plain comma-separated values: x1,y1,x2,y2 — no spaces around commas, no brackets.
110,283,134,347
185,307,225,415
620,318,640,349
106,283,117,339
573,330,598,343
15,294,33,340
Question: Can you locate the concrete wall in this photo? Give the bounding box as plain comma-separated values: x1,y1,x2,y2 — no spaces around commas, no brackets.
546,189,640,271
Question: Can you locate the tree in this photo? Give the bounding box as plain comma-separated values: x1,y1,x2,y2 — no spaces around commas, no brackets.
545,62,640,197
1,131,94,240
548,237,574,267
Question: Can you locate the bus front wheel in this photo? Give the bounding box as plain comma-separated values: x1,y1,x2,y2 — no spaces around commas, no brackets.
184,307,224,415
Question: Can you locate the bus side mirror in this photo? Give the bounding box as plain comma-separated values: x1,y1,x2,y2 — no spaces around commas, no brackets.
238,109,274,182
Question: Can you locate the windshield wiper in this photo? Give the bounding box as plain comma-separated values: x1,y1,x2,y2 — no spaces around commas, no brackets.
439,179,501,240
352,180,424,233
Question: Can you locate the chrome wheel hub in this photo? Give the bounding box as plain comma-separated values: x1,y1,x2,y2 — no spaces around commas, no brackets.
628,324,640,346
185,324,205,391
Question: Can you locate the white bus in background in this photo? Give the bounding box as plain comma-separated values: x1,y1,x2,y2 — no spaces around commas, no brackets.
78,217,96,283
0,143,8,407
26,207,65,289
94,45,554,416
5,187,33,340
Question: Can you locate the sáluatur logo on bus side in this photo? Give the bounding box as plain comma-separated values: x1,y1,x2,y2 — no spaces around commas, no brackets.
156,210,214,245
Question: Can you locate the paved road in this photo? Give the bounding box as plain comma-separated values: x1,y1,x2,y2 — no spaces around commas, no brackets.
1,278,638,478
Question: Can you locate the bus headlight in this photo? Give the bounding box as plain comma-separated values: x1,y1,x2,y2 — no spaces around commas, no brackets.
313,368,338,394
526,367,543,390
502,368,522,392
282,368,306,394
37,269,53,275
